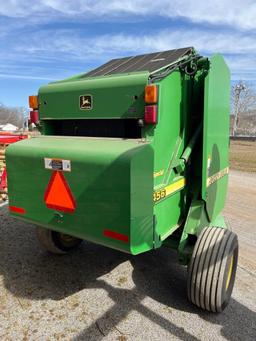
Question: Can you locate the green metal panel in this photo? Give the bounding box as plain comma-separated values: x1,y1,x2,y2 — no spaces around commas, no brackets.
177,199,227,265
39,72,149,119
150,72,189,243
6,136,153,255
151,72,184,186
202,54,230,221
6,49,231,263
130,145,154,254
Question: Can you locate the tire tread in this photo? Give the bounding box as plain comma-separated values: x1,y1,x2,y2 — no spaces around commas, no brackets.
187,227,238,312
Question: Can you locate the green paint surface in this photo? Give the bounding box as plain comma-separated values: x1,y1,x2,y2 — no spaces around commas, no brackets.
6,53,230,260
6,136,153,255
202,54,230,221
151,72,187,242
39,72,149,119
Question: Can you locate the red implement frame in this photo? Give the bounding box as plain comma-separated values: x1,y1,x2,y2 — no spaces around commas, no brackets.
0,133,28,191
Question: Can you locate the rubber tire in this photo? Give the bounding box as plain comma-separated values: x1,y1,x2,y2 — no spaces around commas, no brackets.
36,227,82,254
187,227,238,312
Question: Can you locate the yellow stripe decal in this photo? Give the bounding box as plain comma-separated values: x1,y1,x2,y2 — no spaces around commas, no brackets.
153,178,185,203
154,169,164,178
207,167,229,187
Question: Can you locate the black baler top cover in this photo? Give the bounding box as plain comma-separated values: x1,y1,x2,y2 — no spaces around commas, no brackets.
82,47,193,78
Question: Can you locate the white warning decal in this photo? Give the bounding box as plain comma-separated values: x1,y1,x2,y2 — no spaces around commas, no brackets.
44,158,71,172
207,167,229,187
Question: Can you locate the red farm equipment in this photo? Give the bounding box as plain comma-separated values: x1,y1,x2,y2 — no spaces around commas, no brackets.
0,133,28,201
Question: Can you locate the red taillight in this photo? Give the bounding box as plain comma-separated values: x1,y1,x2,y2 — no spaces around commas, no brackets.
144,105,158,124
30,110,39,124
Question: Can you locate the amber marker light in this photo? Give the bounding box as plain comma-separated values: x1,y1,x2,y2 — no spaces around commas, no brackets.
29,95,39,110
145,85,158,104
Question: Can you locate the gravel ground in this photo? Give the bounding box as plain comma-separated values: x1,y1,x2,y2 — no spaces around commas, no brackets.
0,170,255,341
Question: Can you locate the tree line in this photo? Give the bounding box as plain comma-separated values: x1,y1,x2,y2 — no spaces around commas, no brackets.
0,103,27,129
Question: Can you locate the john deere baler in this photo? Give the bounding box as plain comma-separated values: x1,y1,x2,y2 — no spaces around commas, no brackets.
6,47,238,312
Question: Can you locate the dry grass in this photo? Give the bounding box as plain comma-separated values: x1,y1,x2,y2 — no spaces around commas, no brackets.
229,140,256,172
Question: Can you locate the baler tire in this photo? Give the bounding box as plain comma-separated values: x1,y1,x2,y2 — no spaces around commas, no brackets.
36,227,82,254
187,227,238,312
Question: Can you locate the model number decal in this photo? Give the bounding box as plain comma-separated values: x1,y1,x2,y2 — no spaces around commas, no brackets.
153,178,186,203
153,189,166,202
44,158,71,172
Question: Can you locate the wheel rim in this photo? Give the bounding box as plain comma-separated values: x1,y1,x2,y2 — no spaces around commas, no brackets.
59,233,75,243
52,231,82,251
220,241,239,312
226,254,234,290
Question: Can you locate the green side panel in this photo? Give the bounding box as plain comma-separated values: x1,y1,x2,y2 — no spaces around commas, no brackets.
210,214,227,229
152,71,184,187
130,147,154,254
150,71,186,241
6,136,154,255
154,191,184,242
177,199,227,265
178,199,209,264
39,72,149,119
202,54,230,221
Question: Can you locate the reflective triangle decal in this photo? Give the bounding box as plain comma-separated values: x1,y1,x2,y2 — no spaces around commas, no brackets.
44,171,76,213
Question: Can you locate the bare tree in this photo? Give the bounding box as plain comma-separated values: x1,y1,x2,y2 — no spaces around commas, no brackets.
0,103,26,129
231,81,256,136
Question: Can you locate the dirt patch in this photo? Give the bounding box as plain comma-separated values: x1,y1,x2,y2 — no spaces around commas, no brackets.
224,170,256,274
229,140,256,172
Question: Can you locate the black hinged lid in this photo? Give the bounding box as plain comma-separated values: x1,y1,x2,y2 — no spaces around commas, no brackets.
83,47,194,78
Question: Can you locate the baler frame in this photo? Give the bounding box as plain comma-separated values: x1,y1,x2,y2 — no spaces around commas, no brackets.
6,47,238,313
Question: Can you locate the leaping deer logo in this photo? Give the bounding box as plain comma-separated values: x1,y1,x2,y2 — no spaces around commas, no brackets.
80,95,92,110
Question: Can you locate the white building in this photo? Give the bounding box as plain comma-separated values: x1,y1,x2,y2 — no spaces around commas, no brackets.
0,123,18,132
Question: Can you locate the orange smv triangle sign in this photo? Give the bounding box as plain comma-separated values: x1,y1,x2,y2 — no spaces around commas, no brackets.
44,171,76,213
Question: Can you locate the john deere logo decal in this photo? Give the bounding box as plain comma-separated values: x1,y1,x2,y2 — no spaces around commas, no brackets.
80,95,92,110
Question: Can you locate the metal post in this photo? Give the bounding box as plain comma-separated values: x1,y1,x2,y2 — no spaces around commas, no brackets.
232,83,246,137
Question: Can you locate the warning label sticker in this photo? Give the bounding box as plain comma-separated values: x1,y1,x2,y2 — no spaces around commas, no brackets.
44,158,71,172
207,167,229,187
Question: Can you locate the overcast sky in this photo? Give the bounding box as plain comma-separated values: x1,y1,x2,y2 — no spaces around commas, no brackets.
0,0,255,107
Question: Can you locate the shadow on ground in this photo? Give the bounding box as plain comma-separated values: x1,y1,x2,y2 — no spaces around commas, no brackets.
0,206,255,340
